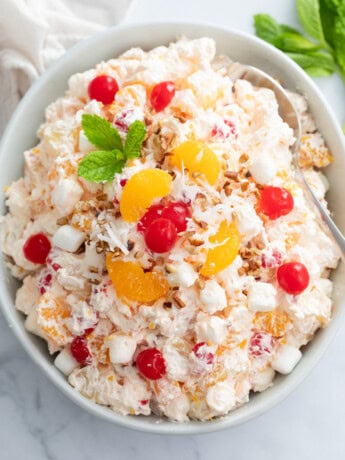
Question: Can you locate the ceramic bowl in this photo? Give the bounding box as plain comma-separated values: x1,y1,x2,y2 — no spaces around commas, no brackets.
1,22,344,434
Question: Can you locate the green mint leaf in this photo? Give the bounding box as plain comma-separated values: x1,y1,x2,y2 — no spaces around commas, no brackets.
273,32,321,52
82,114,123,151
319,0,338,47
124,120,146,159
286,51,336,76
78,149,125,183
334,6,345,78
254,14,282,44
296,0,327,45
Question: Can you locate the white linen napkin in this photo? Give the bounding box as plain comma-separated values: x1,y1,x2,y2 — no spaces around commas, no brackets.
0,0,133,134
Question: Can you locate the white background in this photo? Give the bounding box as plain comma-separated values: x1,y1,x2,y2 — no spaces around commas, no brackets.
1,1,344,459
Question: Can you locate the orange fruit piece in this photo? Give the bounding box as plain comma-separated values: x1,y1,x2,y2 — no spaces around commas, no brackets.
120,169,172,222
200,221,241,277
253,310,291,337
106,255,169,303
170,140,220,185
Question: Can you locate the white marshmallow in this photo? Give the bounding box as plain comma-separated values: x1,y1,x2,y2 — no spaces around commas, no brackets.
200,280,227,314
52,225,85,252
195,316,228,344
206,380,236,414
251,367,275,392
167,262,198,288
248,152,278,185
236,203,263,239
78,130,94,152
272,345,302,375
107,334,137,364
163,340,190,382
163,393,190,422
52,178,83,216
54,347,79,375
247,282,277,312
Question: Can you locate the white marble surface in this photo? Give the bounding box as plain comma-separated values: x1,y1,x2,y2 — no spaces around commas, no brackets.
1,0,345,459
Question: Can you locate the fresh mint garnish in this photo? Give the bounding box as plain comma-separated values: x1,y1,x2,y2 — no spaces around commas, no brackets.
254,0,345,131
124,120,147,159
82,114,123,151
78,115,146,183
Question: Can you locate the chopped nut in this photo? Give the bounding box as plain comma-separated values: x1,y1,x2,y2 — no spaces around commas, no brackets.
224,171,238,180
240,181,249,192
189,238,204,247
223,184,232,196
239,153,249,163
56,216,69,226
238,267,246,276
195,279,205,289
134,250,144,259
195,220,208,229
127,240,135,251
155,256,164,265
163,301,172,309
89,279,101,285
172,293,186,308
89,266,99,273
166,263,177,273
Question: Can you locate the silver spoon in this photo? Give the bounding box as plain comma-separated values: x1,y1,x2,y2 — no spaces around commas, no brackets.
228,63,345,262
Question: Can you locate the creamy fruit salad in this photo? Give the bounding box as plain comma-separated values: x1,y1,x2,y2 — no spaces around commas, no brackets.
1,37,339,422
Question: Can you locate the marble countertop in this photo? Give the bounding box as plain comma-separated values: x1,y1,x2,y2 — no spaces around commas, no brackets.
1,1,344,459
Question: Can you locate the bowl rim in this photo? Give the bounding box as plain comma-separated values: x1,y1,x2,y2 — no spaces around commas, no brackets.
1,20,344,435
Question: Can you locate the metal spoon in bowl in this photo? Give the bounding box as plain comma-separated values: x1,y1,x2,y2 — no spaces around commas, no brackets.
228,63,345,262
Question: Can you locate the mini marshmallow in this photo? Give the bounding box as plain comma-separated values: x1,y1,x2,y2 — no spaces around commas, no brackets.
206,380,236,414
52,225,86,252
200,280,227,314
251,367,275,392
195,316,228,344
247,282,277,312
248,153,278,185
54,347,79,375
236,203,263,239
167,261,198,288
107,334,137,364
271,345,302,375
52,178,84,216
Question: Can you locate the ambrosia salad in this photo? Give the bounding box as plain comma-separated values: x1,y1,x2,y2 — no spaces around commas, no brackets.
1,37,339,421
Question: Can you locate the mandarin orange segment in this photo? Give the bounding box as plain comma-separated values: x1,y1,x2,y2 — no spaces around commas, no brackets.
120,169,172,222
253,310,291,337
170,141,220,185
106,256,169,303
200,221,241,277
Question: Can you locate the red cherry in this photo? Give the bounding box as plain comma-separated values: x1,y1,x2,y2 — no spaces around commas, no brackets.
137,204,164,232
150,81,175,112
70,336,92,365
23,233,51,264
120,178,128,187
88,75,119,104
192,342,214,365
144,218,178,253
260,186,294,220
249,332,274,358
277,262,309,295
138,201,190,233
136,348,166,380
161,202,190,233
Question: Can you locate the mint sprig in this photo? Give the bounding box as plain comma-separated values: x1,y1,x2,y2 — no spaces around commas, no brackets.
78,114,146,183
254,0,345,130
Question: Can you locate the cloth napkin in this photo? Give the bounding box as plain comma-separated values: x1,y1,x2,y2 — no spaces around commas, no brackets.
0,0,133,135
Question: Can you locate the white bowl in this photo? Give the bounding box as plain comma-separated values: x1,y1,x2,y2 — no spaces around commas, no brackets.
1,22,345,435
